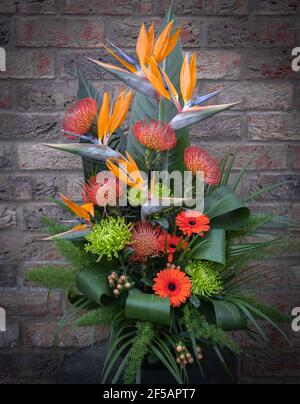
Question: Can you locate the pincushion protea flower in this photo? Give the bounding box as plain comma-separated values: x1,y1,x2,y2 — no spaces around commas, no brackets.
132,120,177,152
130,222,165,262
62,98,98,137
153,265,191,308
176,210,210,237
184,146,221,185
82,172,124,207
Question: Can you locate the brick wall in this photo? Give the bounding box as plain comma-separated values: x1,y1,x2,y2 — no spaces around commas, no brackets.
0,0,299,384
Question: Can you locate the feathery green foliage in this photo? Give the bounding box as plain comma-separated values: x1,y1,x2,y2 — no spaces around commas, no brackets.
123,322,155,384
183,305,240,353
76,306,119,327
234,294,290,324
41,217,68,235
27,266,78,290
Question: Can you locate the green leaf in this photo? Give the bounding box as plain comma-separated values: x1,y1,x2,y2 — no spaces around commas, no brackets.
76,263,116,305
210,300,248,331
125,291,170,326
26,266,78,290
76,67,102,106
190,229,226,266
75,306,119,327
204,186,250,230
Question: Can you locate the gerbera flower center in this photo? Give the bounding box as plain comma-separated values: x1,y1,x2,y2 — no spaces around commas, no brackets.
168,282,176,291
188,220,197,226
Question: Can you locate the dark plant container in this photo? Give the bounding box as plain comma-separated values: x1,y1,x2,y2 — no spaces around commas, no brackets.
56,342,238,385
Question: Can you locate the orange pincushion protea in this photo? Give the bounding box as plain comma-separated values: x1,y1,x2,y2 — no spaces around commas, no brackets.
130,222,165,263
153,266,191,308
82,172,124,207
184,146,221,185
132,120,177,152
62,98,98,136
176,210,210,237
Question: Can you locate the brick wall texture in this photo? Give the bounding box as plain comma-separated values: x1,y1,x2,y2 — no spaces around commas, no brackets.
0,0,299,384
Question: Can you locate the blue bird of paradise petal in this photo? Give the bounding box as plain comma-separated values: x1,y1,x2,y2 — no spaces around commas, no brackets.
187,90,222,108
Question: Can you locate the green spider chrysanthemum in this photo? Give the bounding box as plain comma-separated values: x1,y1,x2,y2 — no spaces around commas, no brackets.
85,217,133,261
185,261,223,297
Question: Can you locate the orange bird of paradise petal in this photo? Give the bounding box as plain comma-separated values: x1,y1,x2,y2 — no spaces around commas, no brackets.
60,193,94,222
180,52,197,105
107,152,145,190
154,21,181,64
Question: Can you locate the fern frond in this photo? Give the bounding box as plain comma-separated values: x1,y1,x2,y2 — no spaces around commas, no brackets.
27,266,78,290
76,306,119,327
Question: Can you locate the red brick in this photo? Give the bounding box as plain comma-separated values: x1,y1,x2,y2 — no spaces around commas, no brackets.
17,144,82,170
206,82,293,111
290,146,300,169
0,324,20,348
63,0,139,15
0,1,16,13
15,81,77,111
0,291,62,316
295,84,300,111
24,321,108,347
199,144,288,170
179,18,202,47
245,49,296,79
0,113,60,141
0,83,11,109
109,17,159,47
15,18,105,48
207,18,295,48
190,113,242,141
196,50,241,80
248,113,300,140
16,0,56,14
0,50,55,79
255,0,298,15
161,0,249,15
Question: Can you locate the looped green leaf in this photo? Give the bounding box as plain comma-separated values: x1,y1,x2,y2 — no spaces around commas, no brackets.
76,263,116,305
211,300,248,331
190,229,226,266
205,186,250,230
125,290,170,326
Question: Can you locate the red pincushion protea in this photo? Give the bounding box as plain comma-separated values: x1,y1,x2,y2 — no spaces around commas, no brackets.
130,222,165,263
62,98,98,137
184,146,221,185
82,172,124,207
132,120,177,152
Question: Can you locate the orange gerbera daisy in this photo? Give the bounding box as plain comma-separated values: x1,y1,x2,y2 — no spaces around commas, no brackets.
130,222,165,263
184,146,221,185
161,234,188,263
153,267,191,308
176,211,210,237
62,98,98,137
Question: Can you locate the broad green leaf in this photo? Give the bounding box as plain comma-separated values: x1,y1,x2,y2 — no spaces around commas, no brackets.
211,300,248,331
190,229,226,266
76,264,115,305
204,186,250,230
125,291,170,326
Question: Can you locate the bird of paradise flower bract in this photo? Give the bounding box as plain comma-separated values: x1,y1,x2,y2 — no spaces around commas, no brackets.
60,193,95,223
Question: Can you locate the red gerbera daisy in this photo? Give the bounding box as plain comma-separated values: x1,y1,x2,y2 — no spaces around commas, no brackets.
184,146,221,185
132,120,177,152
82,172,124,207
153,266,191,308
161,234,188,263
62,98,98,137
176,211,210,237
130,222,165,263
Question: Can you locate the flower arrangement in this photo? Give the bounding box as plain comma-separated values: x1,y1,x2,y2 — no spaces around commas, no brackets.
28,4,298,384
